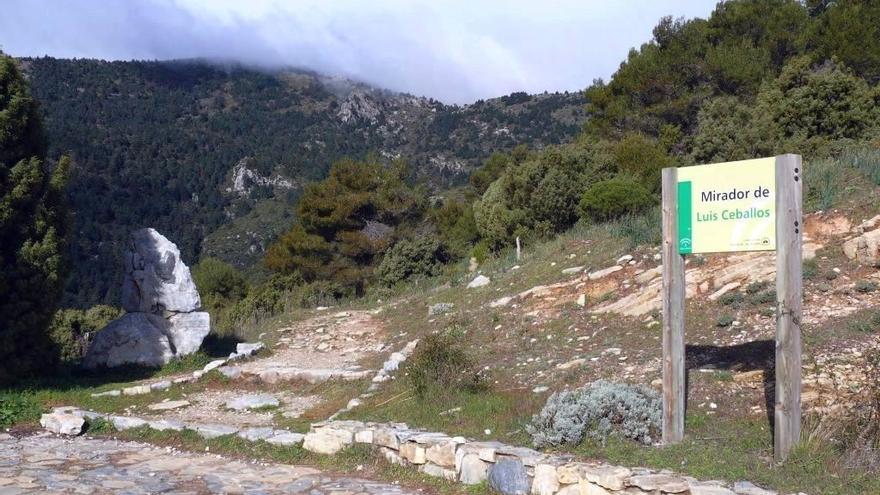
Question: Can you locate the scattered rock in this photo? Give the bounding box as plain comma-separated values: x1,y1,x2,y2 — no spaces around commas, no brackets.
561,266,584,275
219,366,241,379
122,384,151,396
842,227,880,266
576,294,586,307
556,358,585,370
229,342,264,360
617,254,634,264
489,296,513,308
467,275,491,289
588,265,623,280
40,412,84,436
708,282,741,302
203,359,226,372
428,303,454,316
150,380,171,391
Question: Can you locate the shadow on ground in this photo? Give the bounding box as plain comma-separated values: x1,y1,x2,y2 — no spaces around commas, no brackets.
685,340,776,433
4,333,243,392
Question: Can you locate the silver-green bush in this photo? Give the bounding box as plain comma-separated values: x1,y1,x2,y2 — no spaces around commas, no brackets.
527,380,661,448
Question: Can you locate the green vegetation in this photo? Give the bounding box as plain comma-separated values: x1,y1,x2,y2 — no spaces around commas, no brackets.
716,314,735,328
847,309,880,334
0,52,71,383
406,329,488,399
193,257,248,302
803,258,819,279
527,381,661,447
854,280,878,294
585,0,880,153
0,392,42,428
375,235,450,287
579,177,653,222
48,305,122,363
265,159,426,292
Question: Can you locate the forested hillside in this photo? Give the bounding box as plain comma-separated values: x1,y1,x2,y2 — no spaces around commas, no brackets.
20,57,585,306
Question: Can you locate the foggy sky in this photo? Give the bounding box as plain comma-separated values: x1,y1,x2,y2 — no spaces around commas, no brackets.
0,0,717,104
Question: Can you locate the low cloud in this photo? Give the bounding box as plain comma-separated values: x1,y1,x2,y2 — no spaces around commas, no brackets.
1,0,715,103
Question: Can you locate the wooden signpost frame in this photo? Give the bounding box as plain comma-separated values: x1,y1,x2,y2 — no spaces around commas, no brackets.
661,154,803,462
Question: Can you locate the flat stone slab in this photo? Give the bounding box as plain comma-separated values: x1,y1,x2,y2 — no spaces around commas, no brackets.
225,394,280,411
148,400,191,411
148,419,185,431
193,423,239,439
238,427,277,441
267,432,306,446
110,415,148,431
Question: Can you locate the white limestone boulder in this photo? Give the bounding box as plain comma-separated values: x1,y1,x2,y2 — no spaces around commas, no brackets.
122,228,201,313
84,228,210,369
82,313,174,369
166,311,210,355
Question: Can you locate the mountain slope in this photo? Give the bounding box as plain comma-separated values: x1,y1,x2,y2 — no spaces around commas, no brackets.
20,57,587,306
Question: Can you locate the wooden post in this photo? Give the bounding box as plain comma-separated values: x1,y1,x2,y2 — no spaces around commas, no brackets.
661,167,686,444
774,154,803,462
516,237,521,261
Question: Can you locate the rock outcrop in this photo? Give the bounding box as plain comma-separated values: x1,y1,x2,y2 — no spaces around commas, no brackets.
842,215,880,267
84,228,210,369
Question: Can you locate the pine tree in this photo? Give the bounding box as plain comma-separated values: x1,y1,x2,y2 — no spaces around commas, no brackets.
0,52,71,382
265,158,424,293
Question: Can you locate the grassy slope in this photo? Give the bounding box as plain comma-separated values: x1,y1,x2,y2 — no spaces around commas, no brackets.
337,160,880,494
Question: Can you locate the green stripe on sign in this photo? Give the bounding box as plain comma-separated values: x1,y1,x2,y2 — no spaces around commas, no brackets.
678,180,693,254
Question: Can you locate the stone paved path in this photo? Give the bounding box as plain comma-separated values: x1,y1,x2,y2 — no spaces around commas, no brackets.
0,433,419,494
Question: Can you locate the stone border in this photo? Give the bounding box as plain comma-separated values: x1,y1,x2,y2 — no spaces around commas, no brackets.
300,421,780,495
90,339,419,401
44,408,780,495
90,342,266,398
45,406,305,447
